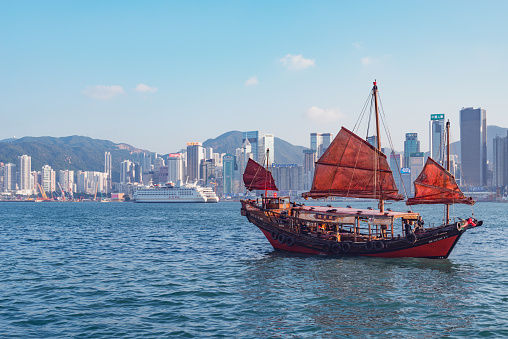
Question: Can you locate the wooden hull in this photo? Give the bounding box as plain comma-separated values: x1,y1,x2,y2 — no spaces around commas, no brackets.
242,201,478,259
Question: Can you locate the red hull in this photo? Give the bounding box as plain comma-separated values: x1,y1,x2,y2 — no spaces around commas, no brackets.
362,235,458,258
259,228,461,259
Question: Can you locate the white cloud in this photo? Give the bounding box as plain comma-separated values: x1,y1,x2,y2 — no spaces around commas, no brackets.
135,83,158,93
352,41,364,51
280,54,315,70
245,76,259,86
82,85,124,100
361,57,373,66
306,106,345,123
360,55,388,66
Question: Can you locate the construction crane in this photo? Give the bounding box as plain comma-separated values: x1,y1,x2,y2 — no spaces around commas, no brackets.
57,182,66,201
37,183,50,201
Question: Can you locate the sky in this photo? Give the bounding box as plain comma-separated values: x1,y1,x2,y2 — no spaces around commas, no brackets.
1,1,508,155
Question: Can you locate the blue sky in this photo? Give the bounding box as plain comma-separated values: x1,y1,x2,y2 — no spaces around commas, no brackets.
1,1,507,154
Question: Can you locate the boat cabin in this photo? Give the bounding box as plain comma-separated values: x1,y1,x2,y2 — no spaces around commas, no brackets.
263,197,290,210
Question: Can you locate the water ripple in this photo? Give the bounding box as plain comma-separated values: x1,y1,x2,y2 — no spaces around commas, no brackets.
0,201,507,338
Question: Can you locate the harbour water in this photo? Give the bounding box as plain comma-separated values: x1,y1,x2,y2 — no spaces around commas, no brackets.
0,201,507,338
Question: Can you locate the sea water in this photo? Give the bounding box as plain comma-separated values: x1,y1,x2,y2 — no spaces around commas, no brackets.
0,201,507,338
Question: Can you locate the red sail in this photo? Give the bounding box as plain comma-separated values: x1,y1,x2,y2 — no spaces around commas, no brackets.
303,127,403,200
406,157,474,205
243,158,278,191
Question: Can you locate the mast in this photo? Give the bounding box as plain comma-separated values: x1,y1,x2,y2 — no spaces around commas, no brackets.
445,120,450,224
373,80,384,212
265,148,269,199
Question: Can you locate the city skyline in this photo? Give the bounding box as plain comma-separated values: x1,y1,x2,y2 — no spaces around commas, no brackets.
2,2,508,154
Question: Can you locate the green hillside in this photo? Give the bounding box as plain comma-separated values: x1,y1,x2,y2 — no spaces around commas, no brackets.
0,132,310,182
0,136,144,181
202,131,306,164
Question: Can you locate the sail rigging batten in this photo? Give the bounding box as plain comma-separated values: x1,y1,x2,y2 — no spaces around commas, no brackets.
316,162,393,173
243,158,278,192
303,126,403,201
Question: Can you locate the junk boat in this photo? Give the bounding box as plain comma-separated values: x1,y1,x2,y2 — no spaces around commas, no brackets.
240,81,482,258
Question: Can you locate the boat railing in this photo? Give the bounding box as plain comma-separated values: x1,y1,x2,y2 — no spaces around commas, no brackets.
261,207,398,242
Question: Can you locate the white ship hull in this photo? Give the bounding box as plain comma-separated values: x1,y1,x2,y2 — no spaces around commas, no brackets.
133,181,219,203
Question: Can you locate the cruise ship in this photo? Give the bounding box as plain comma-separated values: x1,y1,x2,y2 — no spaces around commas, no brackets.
133,180,219,203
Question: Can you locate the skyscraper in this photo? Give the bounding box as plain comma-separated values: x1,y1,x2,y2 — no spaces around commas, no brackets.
460,107,487,187
367,135,378,148
41,165,55,193
18,155,31,194
404,133,420,168
389,153,404,194
429,114,445,164
409,152,425,195
222,153,235,195
303,149,317,190
120,160,134,183
105,152,112,192
186,142,203,182
58,170,74,194
3,163,16,192
310,133,333,158
167,153,184,183
242,131,275,165
493,131,508,187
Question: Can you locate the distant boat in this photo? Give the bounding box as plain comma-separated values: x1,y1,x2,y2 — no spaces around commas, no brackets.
241,81,482,258
134,180,219,203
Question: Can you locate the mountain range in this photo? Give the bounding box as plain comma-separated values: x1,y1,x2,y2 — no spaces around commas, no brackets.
0,132,307,180
1,125,506,180
0,136,148,182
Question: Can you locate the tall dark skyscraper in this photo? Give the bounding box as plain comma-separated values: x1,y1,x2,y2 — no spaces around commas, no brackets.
403,133,420,168
429,114,445,164
186,142,203,182
460,107,487,187
493,131,508,187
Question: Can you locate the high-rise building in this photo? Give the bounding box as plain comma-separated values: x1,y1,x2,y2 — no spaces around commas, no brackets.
134,163,143,183
404,133,420,168
204,147,214,160
0,163,4,192
105,152,112,192
167,153,184,183
270,164,304,192
200,159,215,187
460,107,487,187
58,170,74,194
237,139,253,173
158,166,168,183
400,168,412,197
41,165,55,193
242,131,275,165
222,153,235,196
367,135,378,148
17,155,31,194
303,149,317,190
310,133,333,158
409,152,425,194
429,114,445,164
3,163,16,192
77,171,108,194
389,153,404,194
142,152,153,173
493,131,508,187
186,142,203,182
120,160,134,183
